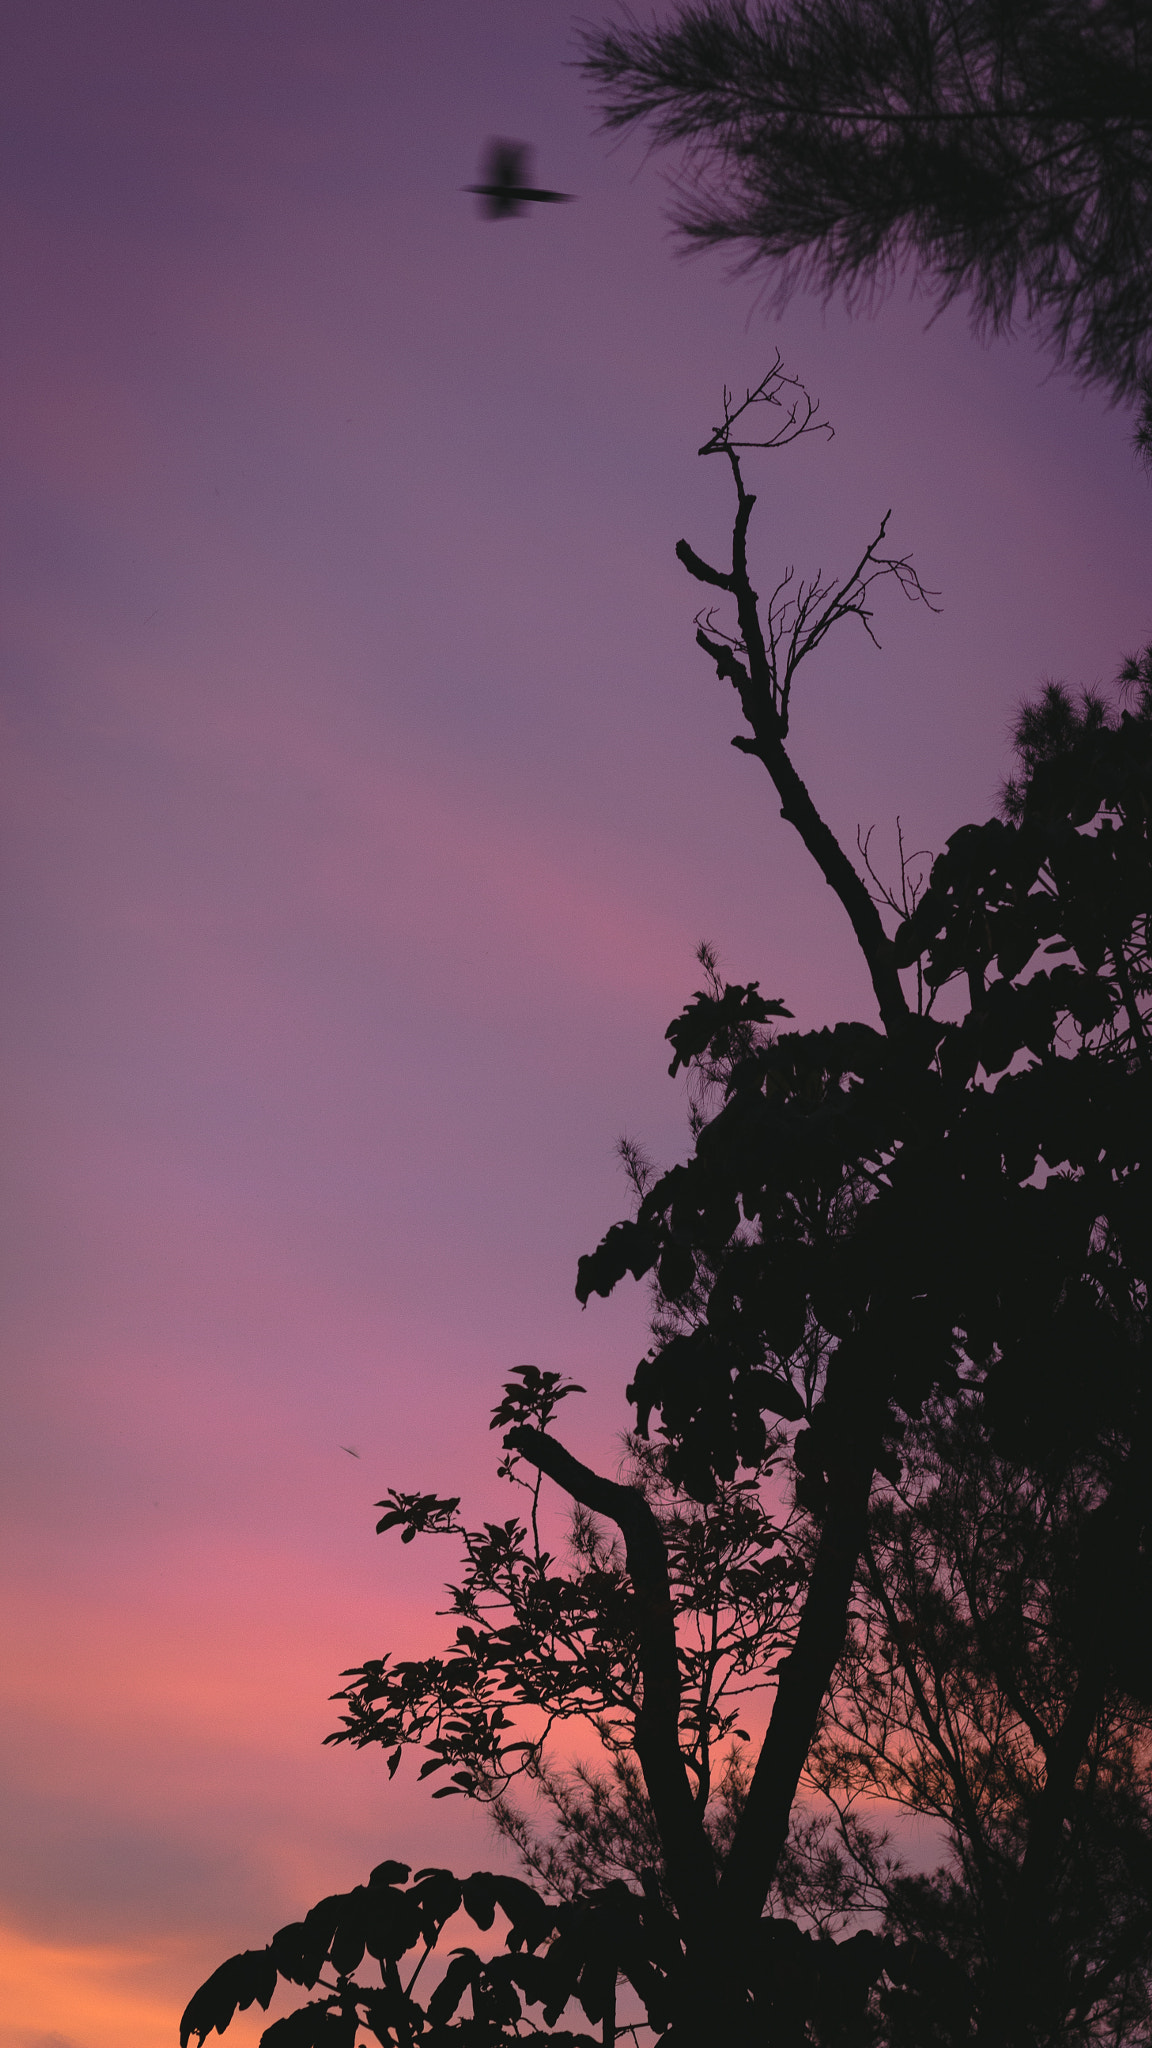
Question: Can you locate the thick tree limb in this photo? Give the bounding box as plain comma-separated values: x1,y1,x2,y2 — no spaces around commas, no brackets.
719,1445,878,1926
675,539,733,591
732,714,910,1034
502,1425,717,1934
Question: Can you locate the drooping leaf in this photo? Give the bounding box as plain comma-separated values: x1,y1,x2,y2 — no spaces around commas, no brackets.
180,1950,279,2046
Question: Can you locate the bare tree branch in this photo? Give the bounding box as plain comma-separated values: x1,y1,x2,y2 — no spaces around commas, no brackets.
676,367,938,1035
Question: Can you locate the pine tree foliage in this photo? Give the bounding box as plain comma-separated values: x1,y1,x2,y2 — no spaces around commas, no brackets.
580,0,1152,409
809,1405,1152,2045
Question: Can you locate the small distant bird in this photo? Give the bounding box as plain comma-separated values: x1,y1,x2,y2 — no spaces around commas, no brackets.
465,140,574,220
340,1445,360,1459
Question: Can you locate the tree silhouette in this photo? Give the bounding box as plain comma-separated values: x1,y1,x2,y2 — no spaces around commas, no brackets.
805,1404,1152,2044
579,0,1152,442
185,375,1151,2045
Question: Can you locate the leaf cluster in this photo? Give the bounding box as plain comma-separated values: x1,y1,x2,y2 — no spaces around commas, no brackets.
577,655,1152,1498
328,1386,802,1820
180,1857,651,2047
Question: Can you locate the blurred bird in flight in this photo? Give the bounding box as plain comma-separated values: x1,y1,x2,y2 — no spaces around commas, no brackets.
465,140,574,219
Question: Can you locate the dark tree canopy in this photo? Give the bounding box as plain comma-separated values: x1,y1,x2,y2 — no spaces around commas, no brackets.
579,0,1152,408
810,1404,1152,2046
184,380,1152,2046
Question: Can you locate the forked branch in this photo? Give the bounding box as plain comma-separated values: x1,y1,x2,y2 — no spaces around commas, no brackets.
677,368,940,1036
696,355,833,460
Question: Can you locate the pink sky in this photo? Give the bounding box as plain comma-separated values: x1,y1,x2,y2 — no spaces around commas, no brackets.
3,5,1150,2044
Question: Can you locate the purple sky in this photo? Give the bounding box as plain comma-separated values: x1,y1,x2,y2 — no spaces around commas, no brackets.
3,5,1150,2044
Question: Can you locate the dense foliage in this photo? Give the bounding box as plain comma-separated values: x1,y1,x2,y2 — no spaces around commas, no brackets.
185,381,1151,2045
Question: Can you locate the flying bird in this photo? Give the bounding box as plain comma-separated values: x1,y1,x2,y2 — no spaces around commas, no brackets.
465,140,574,220
340,1445,360,1459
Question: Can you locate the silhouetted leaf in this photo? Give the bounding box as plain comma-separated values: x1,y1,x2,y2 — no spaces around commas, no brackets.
258,2001,346,2048
181,1951,278,2046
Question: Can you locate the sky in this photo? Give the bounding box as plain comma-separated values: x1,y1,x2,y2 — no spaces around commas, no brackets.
2,4,1150,2045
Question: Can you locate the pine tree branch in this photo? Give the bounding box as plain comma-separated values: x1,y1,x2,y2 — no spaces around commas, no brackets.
579,0,1152,400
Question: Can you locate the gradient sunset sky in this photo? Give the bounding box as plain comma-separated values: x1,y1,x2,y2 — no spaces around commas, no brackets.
3,5,1150,2046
